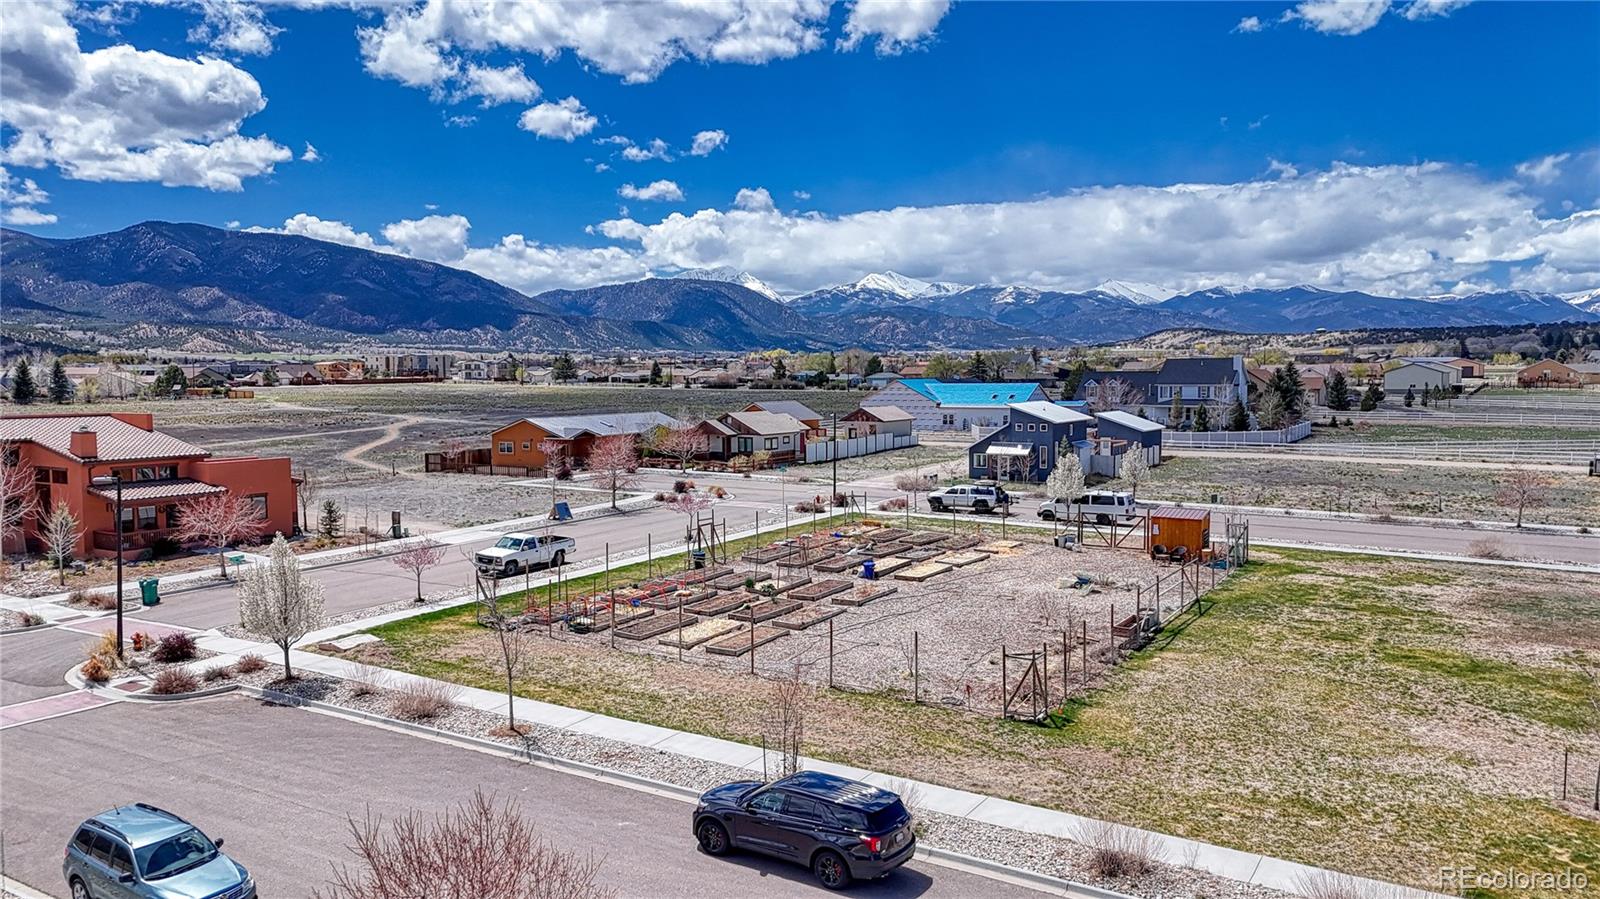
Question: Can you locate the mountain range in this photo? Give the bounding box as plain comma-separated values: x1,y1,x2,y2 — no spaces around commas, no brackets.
2,222,1594,352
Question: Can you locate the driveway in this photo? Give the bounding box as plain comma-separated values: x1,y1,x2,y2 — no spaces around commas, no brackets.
0,697,1047,899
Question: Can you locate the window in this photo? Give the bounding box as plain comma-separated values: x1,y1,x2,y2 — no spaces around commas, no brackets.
248,494,268,518
1197,385,1211,399
781,436,790,445
107,840,134,875
499,441,514,454
164,504,180,528
53,469,67,483
135,466,157,481
72,828,95,853
782,794,824,821
137,506,157,530
1013,422,1023,432
749,791,785,814
120,506,135,529
88,833,115,865
973,453,987,469
522,441,531,451
1039,444,1049,466
157,464,177,480
764,437,778,450
941,414,955,426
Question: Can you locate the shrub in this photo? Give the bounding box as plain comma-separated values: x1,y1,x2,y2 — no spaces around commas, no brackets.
832,492,848,507
793,500,826,513
235,653,268,673
71,589,116,610
877,497,908,511
1467,536,1506,559
1079,820,1162,880
653,492,668,502
150,668,199,695
672,479,689,494
81,655,109,682
91,630,120,662
389,680,460,721
202,665,234,683
151,632,198,663
150,536,182,559
709,485,726,498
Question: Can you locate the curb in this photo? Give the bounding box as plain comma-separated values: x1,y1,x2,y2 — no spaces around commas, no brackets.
68,662,242,703
235,685,1136,899
1,874,55,899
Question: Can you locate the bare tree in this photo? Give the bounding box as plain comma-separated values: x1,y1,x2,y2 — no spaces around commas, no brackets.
1087,377,1144,413
477,590,534,736
41,500,82,585
893,471,930,512
442,436,467,469
1045,442,1085,501
176,493,266,577
537,438,571,480
656,425,708,471
296,468,320,535
237,533,325,679
1495,468,1551,528
587,435,639,509
767,663,811,778
315,789,614,899
0,454,39,556
391,538,446,602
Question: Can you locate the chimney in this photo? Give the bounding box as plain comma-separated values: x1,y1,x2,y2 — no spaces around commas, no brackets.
70,426,98,459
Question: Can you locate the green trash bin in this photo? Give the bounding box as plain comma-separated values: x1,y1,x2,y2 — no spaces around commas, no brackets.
138,577,160,606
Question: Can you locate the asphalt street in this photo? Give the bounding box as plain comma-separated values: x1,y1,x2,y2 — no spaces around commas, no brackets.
0,698,1047,899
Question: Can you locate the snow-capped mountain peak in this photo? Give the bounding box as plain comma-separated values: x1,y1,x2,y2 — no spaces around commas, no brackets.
1092,279,1178,305
670,266,783,301
1563,287,1600,312
850,271,969,299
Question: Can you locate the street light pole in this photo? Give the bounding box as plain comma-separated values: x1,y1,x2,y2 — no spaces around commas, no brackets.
91,474,125,659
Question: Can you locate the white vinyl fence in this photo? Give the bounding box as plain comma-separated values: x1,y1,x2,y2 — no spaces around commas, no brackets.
804,433,919,463
1164,420,1313,447
1086,442,1161,478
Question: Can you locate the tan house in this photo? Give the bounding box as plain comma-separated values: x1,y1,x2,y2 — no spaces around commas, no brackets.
716,411,808,463
841,405,914,438
489,412,681,470
1517,359,1583,387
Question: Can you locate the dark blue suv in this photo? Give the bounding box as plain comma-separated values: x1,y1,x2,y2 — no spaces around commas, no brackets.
692,771,916,889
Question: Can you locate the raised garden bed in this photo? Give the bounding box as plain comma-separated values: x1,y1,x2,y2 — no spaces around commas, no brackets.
813,555,865,574
894,562,952,582
683,592,751,617
676,566,733,584
705,624,788,656
777,552,838,569
731,598,802,622
615,613,691,640
741,545,799,564
642,589,713,610
832,585,898,607
867,556,913,576
900,531,948,547
745,577,811,596
863,542,912,557
938,550,991,567
772,605,844,630
789,579,852,602
864,527,912,542
707,572,768,590
979,540,1023,552
940,536,982,551
659,617,740,648
580,606,655,632
898,547,946,562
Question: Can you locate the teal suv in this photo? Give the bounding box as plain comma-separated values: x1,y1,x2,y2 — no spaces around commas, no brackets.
63,804,254,899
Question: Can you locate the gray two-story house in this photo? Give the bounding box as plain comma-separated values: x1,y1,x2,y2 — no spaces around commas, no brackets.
1073,356,1247,426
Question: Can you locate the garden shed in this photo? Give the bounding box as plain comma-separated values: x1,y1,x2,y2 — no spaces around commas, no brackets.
1146,507,1210,560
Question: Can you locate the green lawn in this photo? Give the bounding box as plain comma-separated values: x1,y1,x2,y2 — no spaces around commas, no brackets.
355,546,1600,895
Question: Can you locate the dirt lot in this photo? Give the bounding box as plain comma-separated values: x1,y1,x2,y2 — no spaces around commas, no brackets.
1129,455,1600,527
267,382,871,421
362,546,1600,895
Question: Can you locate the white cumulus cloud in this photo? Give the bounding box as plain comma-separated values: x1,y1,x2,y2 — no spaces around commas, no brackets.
1,0,290,190
1284,0,1392,35
838,0,951,54
460,62,541,106
185,0,283,56
622,138,672,162
733,186,775,211
246,213,384,251
1234,16,1263,33
619,179,685,202
1,166,57,225
689,129,729,156
518,97,597,141
1399,0,1474,21
1515,152,1570,186
300,142,320,162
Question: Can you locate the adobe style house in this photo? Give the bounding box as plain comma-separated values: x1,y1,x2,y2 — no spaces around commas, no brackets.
841,405,914,439
1,413,297,559
1073,357,1248,426
967,402,1093,483
489,412,681,470
868,379,1048,431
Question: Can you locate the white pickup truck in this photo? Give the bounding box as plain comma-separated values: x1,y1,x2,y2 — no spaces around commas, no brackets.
475,532,575,577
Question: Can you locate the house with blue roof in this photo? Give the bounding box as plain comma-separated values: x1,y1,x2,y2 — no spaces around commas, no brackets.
867,379,1048,432
968,401,1094,482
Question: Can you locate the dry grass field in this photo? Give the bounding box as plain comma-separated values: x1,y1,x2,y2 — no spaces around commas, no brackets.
360,545,1600,895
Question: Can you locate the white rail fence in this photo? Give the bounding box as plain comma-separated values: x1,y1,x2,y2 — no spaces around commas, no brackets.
1164,421,1313,447
804,433,918,464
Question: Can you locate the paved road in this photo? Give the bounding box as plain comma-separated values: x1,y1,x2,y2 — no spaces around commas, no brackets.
0,698,1045,899
0,627,93,706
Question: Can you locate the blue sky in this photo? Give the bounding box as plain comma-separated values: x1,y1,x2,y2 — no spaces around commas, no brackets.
2,1,1597,298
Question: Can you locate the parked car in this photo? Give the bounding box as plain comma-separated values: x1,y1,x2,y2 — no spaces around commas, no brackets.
64,804,254,899
692,771,915,890
926,483,1010,513
1038,490,1139,524
473,532,575,577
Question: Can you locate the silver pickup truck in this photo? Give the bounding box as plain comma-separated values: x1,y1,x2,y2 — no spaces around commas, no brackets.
474,532,575,577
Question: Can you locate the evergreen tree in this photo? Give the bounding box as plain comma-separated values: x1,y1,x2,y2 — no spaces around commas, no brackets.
1326,370,1351,411
47,359,74,404
1359,383,1380,411
1061,360,1089,398
262,368,279,386
1456,336,1470,359
317,499,342,540
772,357,787,381
965,352,990,380
865,355,883,376
1194,404,1210,432
10,359,37,404
1168,393,1183,425
822,352,837,375
552,353,578,382
1226,396,1250,431
1420,389,1429,407
152,364,188,396
1276,360,1306,421
1030,346,1042,367
649,360,662,385
1403,387,1415,408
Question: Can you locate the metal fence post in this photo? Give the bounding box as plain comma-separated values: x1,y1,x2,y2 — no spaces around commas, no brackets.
912,631,920,703
1001,645,1008,719
828,617,835,688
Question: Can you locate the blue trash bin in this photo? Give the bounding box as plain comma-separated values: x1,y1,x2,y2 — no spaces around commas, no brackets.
861,559,876,580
